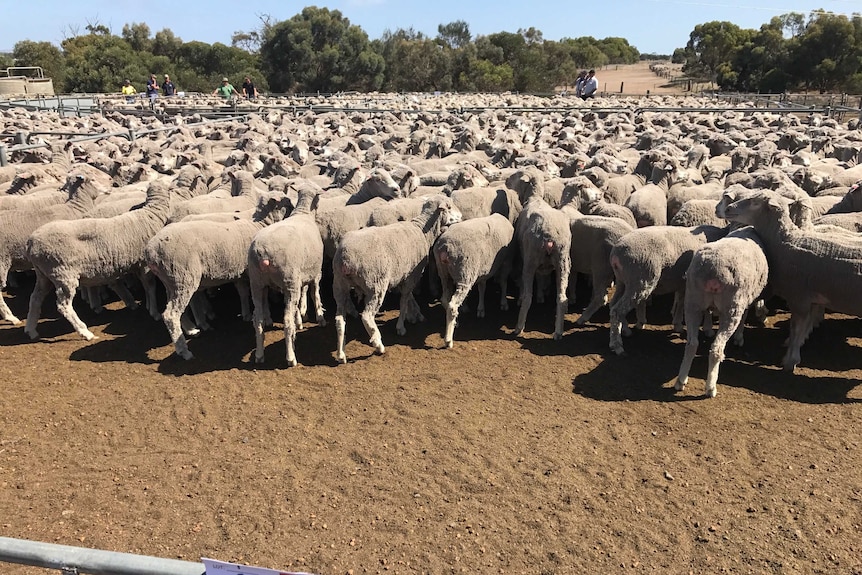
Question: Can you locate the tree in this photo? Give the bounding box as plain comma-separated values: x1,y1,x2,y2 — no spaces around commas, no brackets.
597,37,640,64
12,40,66,86
152,28,182,59
61,33,145,92
260,6,383,93
437,20,471,49
122,22,153,53
671,48,686,63
684,21,753,81
788,11,857,91
231,13,275,53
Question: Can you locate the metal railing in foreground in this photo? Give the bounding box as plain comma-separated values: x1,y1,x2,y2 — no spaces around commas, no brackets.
0,536,204,575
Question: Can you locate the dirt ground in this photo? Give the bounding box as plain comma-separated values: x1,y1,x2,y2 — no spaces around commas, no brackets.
0,274,861,575
590,62,701,96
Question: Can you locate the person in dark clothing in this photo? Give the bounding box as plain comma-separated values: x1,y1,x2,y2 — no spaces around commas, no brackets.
241,76,258,99
162,74,176,97
145,73,159,102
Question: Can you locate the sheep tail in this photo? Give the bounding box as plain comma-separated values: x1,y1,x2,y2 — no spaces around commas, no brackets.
259,259,272,271
704,279,724,294
438,249,450,265
544,239,555,254
341,263,355,277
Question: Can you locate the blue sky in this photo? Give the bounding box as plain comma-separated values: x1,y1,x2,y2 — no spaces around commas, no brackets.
2,0,859,55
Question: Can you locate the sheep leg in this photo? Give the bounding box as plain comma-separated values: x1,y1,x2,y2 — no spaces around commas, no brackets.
475,277,487,318
554,254,571,340
311,276,326,326
0,265,21,325
333,275,352,364
609,281,654,355
229,278,251,321
138,269,160,320
515,264,537,336
671,289,686,333
250,279,268,364
361,291,386,354
109,280,139,311
704,306,747,398
782,306,815,372
575,271,611,326
299,284,308,319
675,299,703,392
634,300,648,330
163,286,195,360
397,281,421,335
283,287,301,367
180,310,198,337
55,280,96,341
701,310,715,338
444,282,472,349
25,269,53,340
497,272,509,311
535,272,549,304
84,286,104,313
189,292,212,331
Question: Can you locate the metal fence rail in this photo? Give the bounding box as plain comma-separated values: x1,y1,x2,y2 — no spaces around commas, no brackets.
0,536,204,575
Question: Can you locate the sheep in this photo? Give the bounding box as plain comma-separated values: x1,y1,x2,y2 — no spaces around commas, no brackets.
333,196,462,363
669,199,726,228
24,179,173,341
248,184,325,366
563,177,637,228
675,226,769,397
450,185,522,224
168,170,259,222
824,180,862,214
510,168,572,340
0,173,103,324
145,191,294,360
608,224,728,355
433,214,515,348
722,190,862,371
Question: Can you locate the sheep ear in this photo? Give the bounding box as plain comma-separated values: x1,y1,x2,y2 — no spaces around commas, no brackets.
766,196,784,210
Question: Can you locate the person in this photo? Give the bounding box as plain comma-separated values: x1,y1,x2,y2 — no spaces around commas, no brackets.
145,73,159,103
121,79,136,103
213,77,240,99
581,69,598,100
574,71,587,98
161,74,176,97
241,76,258,99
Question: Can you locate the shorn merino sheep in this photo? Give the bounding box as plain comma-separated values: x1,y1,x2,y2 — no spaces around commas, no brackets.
248,184,325,366
608,224,727,355
675,226,769,397
722,190,862,371
333,196,462,363
433,213,515,348
25,179,172,341
145,191,294,360
510,168,572,340
0,173,102,325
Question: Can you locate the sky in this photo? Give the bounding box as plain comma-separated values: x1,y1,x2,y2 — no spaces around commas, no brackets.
1,0,859,55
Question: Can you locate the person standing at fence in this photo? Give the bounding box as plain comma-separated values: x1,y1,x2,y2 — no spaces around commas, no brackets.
581,69,598,100
213,77,240,99
574,71,587,98
241,76,258,99
161,74,176,97
145,74,159,103
121,79,136,103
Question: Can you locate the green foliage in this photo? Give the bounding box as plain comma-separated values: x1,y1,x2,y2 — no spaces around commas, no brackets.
437,21,471,49
12,41,66,86
260,6,382,93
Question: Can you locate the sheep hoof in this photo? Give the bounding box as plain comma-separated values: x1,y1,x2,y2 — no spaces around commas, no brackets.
82,331,97,341
185,327,201,337
179,350,194,360
397,326,407,336
317,316,327,327
25,329,39,340
705,386,717,398
254,354,264,364
375,344,386,355
675,378,686,391
476,308,485,318
574,318,586,327
444,339,453,349
336,353,347,364
8,316,22,326
553,331,563,341
286,359,297,367
621,326,633,337
513,327,524,337
610,343,626,356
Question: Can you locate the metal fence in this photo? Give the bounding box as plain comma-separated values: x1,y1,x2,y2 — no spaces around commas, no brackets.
0,536,204,575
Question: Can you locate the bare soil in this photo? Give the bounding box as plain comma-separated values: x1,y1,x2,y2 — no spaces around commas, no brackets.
1,277,861,575
589,62,707,96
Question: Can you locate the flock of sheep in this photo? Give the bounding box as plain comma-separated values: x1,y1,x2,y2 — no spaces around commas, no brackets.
2,92,862,398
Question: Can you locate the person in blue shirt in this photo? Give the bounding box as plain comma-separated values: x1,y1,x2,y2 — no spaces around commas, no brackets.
161,74,176,97
145,73,159,102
